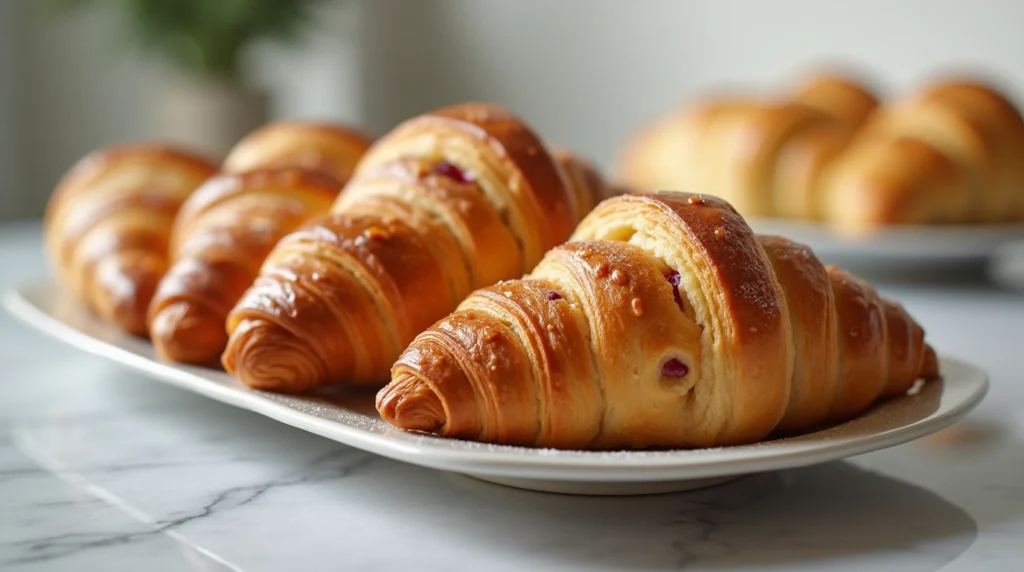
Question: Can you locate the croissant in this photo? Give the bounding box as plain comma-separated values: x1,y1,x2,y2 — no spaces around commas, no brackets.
221,121,374,185
147,168,343,365
616,70,880,198
617,70,1024,230
378,191,939,450
222,103,608,392
43,145,217,335
820,80,1024,232
920,79,1024,219
836,78,1024,225
616,97,868,220
145,121,371,365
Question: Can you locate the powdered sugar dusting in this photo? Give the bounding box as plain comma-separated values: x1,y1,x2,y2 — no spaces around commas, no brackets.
736,279,779,315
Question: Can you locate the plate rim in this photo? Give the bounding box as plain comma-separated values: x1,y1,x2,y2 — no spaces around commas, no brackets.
747,217,1024,239
746,217,1024,261
2,279,991,483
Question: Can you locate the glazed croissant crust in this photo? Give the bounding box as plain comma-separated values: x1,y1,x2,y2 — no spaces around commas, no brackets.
44,145,217,335
222,103,613,392
378,191,939,450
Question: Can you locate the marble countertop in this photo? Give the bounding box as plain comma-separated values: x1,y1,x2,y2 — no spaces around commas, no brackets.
1,221,1023,572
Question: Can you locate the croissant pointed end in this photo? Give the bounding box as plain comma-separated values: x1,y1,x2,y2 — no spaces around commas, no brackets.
376,373,447,434
93,255,163,337
150,301,227,366
921,344,941,380
222,318,328,394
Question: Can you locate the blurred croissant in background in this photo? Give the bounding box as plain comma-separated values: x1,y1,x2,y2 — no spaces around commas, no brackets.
616,69,1024,234
43,145,218,336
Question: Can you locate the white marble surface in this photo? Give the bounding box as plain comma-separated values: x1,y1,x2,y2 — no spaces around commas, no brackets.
1,221,1023,571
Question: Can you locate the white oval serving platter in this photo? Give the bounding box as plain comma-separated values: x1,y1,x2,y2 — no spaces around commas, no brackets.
3,279,989,496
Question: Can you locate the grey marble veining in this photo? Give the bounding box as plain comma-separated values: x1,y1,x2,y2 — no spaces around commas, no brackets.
2,388,984,571
1,468,236,572
1,222,1023,571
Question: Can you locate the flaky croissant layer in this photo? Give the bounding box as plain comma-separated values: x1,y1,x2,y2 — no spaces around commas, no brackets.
379,191,939,450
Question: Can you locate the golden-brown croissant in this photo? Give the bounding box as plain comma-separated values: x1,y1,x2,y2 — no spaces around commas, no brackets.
920,79,1024,219
222,121,374,185
818,78,1024,232
146,121,370,365
222,103,606,393
44,145,217,335
615,70,881,206
378,191,938,450
147,167,342,365
616,93,868,220
617,70,1024,230
843,78,1024,224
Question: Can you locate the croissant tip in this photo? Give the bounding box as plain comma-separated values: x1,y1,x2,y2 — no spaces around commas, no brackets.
149,301,227,366
92,255,162,337
223,318,328,394
921,344,941,380
377,373,447,433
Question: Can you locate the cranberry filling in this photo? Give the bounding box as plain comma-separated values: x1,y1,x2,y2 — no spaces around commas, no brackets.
661,358,690,378
547,291,563,301
665,271,684,312
433,161,472,183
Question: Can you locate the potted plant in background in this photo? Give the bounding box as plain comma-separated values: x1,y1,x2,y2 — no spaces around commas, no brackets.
51,0,328,159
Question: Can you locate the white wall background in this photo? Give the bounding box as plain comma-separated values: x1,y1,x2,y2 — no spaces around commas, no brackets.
3,0,1024,220
0,0,364,222
359,0,1024,170
0,0,25,220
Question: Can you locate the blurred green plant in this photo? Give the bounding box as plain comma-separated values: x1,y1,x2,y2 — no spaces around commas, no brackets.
50,0,329,79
